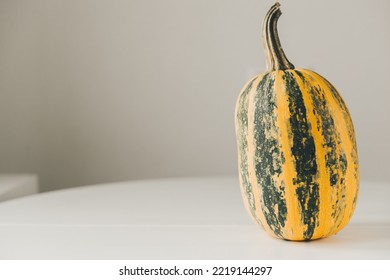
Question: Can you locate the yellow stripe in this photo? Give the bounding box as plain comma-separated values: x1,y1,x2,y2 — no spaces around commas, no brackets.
274,70,304,240
303,69,359,234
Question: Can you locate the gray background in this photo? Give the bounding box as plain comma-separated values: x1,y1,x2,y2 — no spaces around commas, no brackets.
0,0,389,192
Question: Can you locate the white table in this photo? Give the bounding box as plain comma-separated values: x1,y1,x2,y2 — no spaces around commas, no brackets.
0,174,38,202
0,177,388,260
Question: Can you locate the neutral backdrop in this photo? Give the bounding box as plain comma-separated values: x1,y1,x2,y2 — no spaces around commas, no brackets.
0,0,389,192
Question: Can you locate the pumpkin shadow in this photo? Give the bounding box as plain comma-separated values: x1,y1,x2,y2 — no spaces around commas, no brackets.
319,222,390,245
274,222,390,259
307,222,390,259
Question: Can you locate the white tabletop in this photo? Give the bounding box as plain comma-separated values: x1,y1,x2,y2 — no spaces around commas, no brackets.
0,177,388,260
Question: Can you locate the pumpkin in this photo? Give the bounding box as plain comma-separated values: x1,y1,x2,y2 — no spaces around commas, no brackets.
235,2,359,241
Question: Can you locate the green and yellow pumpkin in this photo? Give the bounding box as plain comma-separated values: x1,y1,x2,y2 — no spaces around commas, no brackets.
235,2,359,241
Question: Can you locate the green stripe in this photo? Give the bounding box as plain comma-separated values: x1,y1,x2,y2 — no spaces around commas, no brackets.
311,71,359,213
236,77,258,220
283,71,319,240
253,73,287,238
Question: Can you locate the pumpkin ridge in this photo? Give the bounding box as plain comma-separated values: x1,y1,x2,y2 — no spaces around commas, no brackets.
253,73,287,238
289,70,329,239
236,76,261,224
247,74,277,236
273,71,304,240
283,71,319,240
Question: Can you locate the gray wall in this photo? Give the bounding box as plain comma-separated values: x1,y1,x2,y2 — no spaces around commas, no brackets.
0,0,389,192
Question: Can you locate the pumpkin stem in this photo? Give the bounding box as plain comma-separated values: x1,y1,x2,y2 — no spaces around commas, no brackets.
263,2,294,71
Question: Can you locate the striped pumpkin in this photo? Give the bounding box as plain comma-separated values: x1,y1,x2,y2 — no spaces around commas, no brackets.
235,3,359,241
